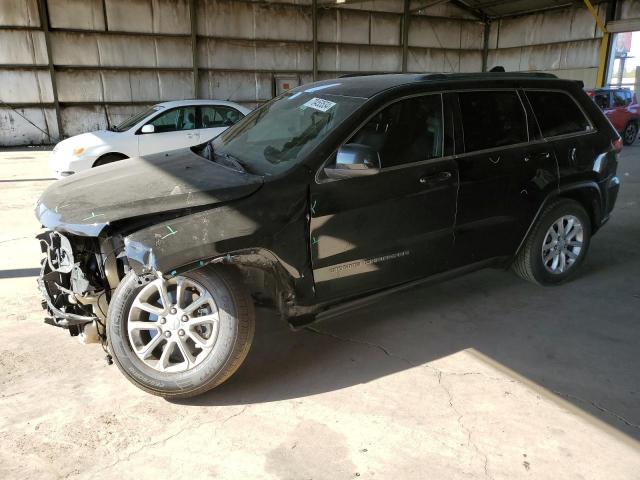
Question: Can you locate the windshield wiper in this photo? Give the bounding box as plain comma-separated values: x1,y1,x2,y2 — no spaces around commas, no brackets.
219,152,247,173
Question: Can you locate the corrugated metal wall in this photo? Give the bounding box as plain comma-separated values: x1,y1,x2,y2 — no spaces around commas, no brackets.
0,0,486,146
486,4,609,88
0,0,622,146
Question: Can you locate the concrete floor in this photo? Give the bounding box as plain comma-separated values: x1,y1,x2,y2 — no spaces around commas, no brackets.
0,148,638,479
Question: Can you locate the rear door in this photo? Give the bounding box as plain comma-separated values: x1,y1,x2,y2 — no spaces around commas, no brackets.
198,105,245,142
525,89,597,184
138,106,200,155
310,93,458,300
452,89,558,267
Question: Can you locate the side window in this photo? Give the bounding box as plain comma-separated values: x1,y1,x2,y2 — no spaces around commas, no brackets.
349,94,443,168
526,90,591,138
149,107,196,133
200,106,244,128
593,92,610,109
612,90,628,107
458,91,527,152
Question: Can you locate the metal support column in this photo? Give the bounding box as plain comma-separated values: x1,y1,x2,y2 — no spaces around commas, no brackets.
189,0,199,97
312,0,318,81
583,0,612,87
482,21,491,72
37,0,63,140
402,0,410,72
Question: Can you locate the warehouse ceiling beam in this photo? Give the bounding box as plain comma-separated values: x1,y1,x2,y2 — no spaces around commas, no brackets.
410,0,452,14
450,0,488,21
37,0,62,140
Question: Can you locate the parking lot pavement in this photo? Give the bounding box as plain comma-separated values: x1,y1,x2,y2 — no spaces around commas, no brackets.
0,148,638,479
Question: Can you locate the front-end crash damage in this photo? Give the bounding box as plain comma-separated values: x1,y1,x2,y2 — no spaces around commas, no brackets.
121,198,316,321
37,230,122,344
34,148,316,346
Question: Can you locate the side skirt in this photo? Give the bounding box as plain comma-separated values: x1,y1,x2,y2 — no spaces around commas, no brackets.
288,257,506,330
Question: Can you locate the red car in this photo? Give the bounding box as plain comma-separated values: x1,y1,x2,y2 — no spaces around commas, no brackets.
586,87,640,145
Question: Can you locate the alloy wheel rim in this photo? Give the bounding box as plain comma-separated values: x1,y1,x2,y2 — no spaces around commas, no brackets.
541,215,584,274
625,124,637,144
127,276,220,373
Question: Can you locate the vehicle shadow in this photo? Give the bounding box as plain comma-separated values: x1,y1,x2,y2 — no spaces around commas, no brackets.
176,246,640,441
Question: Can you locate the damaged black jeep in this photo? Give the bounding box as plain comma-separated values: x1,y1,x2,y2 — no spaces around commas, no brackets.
36,73,621,398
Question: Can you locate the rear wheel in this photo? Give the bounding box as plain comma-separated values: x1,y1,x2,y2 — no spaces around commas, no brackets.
513,199,591,285
623,122,637,146
93,153,127,167
107,265,255,398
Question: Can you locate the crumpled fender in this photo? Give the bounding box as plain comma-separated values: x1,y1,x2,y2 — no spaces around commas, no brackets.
125,204,263,274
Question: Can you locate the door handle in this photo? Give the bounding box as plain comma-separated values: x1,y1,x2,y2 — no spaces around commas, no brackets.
420,171,452,184
524,152,551,162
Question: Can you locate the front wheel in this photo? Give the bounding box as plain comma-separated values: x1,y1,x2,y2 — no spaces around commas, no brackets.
107,265,255,399
623,122,638,146
512,199,591,285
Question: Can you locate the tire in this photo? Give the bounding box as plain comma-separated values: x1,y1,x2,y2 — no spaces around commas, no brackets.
623,122,638,146
93,153,127,167
107,265,255,399
512,199,591,286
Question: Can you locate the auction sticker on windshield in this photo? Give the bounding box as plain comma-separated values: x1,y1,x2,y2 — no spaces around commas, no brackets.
302,97,336,112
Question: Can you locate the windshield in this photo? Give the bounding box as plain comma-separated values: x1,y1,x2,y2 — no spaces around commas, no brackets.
207,91,365,175
112,107,160,132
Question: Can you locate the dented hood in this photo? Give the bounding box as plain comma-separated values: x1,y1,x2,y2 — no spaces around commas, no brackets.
36,148,263,236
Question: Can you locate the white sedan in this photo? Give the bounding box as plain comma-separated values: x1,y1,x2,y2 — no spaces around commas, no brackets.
49,99,251,178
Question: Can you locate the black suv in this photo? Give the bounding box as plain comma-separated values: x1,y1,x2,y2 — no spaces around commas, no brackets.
36,73,621,398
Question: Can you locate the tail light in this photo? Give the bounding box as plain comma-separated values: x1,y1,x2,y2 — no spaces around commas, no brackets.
613,137,623,154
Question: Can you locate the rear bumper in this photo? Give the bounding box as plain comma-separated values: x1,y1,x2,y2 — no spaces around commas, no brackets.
604,175,620,216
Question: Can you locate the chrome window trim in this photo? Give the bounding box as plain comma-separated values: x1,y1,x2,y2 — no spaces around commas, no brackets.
314,87,599,184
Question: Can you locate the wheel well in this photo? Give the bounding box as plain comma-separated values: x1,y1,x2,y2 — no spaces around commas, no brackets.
208,253,296,314
93,152,128,167
557,187,601,231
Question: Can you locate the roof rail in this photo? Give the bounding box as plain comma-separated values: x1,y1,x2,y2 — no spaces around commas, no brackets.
338,72,395,78
417,72,558,81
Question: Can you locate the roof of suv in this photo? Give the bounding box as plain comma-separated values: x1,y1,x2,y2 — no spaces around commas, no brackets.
301,72,569,99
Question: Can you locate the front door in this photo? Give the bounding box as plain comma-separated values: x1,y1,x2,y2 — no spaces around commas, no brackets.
138,106,200,156
310,93,458,300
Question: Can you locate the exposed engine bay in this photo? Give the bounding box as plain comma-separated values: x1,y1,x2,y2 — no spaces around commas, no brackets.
37,230,123,345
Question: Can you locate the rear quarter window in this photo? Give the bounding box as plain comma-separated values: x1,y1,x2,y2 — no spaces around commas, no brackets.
526,90,591,138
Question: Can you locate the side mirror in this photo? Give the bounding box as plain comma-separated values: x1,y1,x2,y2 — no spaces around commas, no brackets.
140,124,155,134
324,143,381,180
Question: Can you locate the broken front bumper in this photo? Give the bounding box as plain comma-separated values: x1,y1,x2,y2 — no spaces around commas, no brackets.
37,271,97,330
37,231,99,335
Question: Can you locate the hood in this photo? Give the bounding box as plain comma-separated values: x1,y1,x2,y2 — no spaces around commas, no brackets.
36,147,263,236
54,130,120,152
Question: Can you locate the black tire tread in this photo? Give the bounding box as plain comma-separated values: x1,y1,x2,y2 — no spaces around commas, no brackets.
108,265,255,399
512,198,589,286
